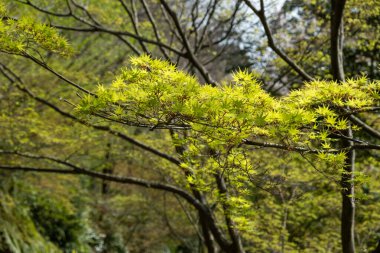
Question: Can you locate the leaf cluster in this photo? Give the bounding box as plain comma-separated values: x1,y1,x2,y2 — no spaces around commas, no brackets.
0,6,72,56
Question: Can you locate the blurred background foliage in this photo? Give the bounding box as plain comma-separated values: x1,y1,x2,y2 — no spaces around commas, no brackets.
0,0,379,252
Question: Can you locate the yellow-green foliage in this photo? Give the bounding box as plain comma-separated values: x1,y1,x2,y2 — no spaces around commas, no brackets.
75,55,380,233
1,1,379,251
77,55,380,150
0,4,72,56
75,56,380,189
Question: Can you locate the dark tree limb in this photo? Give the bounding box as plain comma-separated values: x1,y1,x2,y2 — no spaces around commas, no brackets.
22,53,95,95
118,0,150,53
0,64,182,167
215,172,245,253
341,125,356,253
330,1,356,252
0,149,232,244
0,163,205,212
16,0,72,17
0,63,232,251
331,0,347,82
140,0,171,60
349,115,380,139
193,0,218,53
7,4,183,56
242,0,313,82
169,131,223,252
159,0,217,86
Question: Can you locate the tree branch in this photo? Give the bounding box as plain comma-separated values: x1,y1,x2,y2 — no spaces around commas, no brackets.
0,64,182,167
0,163,204,212
159,0,217,86
118,0,149,53
349,115,380,139
0,147,230,249
21,53,95,95
242,0,313,81
242,139,333,153
331,0,347,82
140,0,170,60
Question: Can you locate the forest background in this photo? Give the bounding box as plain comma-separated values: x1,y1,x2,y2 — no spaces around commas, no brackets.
0,0,380,252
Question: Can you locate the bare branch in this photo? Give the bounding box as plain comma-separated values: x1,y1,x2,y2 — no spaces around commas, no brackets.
140,0,170,59
214,171,244,252
22,53,95,95
331,0,347,82
349,115,380,139
16,0,72,17
70,0,101,26
242,0,313,81
8,3,183,56
53,23,184,55
118,0,149,53
352,143,380,151
194,0,218,53
242,139,334,153
0,64,182,167
159,0,217,86
0,161,204,212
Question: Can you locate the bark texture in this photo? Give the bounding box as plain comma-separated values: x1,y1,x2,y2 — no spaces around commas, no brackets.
331,1,355,252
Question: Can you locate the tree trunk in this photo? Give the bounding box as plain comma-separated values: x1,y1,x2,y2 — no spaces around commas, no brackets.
215,172,245,253
341,127,355,253
199,214,217,253
331,0,346,82
330,1,355,252
102,142,112,194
